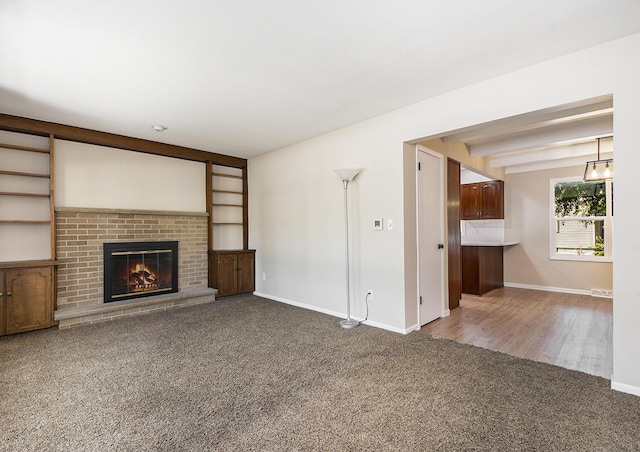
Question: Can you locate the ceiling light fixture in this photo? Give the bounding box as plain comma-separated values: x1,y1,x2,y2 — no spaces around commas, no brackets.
152,125,168,132
583,137,613,182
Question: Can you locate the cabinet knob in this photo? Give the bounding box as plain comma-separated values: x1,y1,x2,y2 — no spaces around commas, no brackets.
0,292,3,297
6,292,11,296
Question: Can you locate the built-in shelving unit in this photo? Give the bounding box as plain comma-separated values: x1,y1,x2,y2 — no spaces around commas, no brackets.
0,130,57,335
0,131,56,260
207,163,248,250
206,162,254,296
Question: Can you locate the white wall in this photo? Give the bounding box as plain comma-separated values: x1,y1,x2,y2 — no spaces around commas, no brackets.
504,165,612,292
249,127,407,331
55,140,206,212
249,33,640,395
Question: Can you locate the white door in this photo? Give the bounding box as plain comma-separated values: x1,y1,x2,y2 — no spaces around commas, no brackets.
417,147,445,325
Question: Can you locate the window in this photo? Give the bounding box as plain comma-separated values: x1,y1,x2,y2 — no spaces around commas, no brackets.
550,177,613,261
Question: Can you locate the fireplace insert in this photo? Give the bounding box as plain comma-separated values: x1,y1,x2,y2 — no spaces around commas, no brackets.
103,241,178,303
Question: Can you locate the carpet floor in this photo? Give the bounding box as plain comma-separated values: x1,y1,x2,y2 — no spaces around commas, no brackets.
1,294,639,451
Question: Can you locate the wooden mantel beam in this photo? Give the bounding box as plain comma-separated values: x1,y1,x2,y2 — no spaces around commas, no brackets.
0,113,246,168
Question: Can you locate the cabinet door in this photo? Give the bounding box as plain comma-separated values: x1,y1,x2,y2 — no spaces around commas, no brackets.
479,181,504,219
0,271,5,336
460,184,480,219
237,252,255,294
461,246,480,295
216,254,238,297
478,246,504,295
5,267,53,335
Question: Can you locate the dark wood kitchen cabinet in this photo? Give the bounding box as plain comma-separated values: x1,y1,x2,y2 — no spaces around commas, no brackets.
461,246,503,296
461,180,504,220
208,250,255,297
0,261,57,335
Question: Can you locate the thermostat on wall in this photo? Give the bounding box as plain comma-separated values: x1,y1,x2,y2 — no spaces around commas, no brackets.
373,218,383,230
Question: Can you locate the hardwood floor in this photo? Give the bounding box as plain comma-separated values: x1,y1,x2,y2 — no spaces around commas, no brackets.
420,287,613,378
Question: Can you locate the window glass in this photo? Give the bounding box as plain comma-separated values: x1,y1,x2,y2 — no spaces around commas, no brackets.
554,181,606,217
555,219,605,256
551,178,612,261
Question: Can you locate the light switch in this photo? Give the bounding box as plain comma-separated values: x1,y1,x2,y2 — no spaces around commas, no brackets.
387,219,393,230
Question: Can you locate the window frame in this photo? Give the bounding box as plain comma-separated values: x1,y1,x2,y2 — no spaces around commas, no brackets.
549,176,613,262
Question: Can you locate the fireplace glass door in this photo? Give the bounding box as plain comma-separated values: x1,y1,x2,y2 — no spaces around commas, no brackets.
104,241,178,302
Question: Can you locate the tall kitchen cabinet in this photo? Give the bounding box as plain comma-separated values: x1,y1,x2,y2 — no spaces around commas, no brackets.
0,130,58,335
460,180,504,220
206,163,255,297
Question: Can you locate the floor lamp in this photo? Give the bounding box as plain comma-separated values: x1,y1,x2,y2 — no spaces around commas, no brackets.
335,168,360,329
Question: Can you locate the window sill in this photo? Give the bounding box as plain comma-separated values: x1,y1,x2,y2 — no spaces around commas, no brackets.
550,254,612,263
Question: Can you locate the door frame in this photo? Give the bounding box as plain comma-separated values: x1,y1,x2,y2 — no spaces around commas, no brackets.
415,144,449,327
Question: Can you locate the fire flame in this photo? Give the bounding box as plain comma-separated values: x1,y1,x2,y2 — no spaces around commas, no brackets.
130,263,158,291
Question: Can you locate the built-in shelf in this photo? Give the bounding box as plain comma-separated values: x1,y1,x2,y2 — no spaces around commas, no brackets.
1,143,50,154
207,162,248,255
0,134,55,262
0,220,51,224
212,172,243,180
212,203,243,207
0,170,49,178
0,191,49,197
212,189,243,195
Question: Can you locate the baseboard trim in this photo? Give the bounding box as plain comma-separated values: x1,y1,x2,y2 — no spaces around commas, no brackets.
611,380,640,397
504,282,591,296
253,291,412,334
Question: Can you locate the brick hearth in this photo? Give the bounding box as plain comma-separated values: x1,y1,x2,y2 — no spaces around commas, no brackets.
54,207,216,328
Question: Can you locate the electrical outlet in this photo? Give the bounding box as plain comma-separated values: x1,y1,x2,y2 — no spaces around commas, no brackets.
367,290,373,301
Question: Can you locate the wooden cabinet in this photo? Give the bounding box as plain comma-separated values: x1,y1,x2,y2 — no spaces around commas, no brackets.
0,261,57,335
460,180,504,220
461,246,503,296
208,250,255,297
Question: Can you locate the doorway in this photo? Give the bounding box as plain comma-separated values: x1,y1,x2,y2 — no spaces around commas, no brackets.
417,145,447,326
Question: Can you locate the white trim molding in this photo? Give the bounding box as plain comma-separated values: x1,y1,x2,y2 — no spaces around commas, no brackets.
611,380,640,397
504,282,591,296
253,292,415,334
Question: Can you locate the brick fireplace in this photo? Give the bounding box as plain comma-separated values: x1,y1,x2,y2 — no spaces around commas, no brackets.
54,208,216,328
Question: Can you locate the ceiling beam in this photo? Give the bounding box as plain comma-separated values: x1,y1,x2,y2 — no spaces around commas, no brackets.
469,115,613,157
490,137,614,168
505,152,613,174
0,113,247,167
441,97,613,145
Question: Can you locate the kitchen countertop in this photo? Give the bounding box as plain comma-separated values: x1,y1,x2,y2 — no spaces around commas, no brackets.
461,241,519,247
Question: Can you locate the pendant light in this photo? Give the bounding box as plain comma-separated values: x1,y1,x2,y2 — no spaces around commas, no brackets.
583,137,613,182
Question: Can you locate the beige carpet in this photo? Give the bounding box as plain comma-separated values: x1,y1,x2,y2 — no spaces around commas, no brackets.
1,294,638,451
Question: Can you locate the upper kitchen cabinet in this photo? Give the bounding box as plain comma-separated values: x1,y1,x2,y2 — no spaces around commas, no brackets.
461,180,504,220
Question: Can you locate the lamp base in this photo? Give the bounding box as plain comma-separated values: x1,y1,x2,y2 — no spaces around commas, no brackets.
339,318,360,329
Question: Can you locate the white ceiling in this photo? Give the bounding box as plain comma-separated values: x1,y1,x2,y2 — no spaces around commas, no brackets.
1,1,640,159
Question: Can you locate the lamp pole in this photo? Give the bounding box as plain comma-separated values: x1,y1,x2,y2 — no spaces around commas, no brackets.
335,169,360,329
